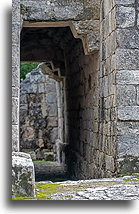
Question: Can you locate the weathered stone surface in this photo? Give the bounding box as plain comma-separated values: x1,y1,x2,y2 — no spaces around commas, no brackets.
115,0,135,5
116,28,139,49
117,85,136,106
117,122,139,136
117,135,139,157
116,70,139,85
118,106,139,121
137,86,139,105
20,68,59,161
12,125,19,152
12,152,35,197
116,6,135,28
12,97,19,124
116,49,139,70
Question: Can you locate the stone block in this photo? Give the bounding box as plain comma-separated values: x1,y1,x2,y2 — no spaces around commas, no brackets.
12,97,19,124
12,125,19,152
12,87,19,97
137,87,139,105
12,152,35,197
12,45,20,67
115,0,135,4
116,85,136,106
117,135,139,157
12,23,20,45
46,93,57,104
105,155,115,172
48,104,58,116
117,122,139,136
116,28,139,49
116,49,139,70
12,66,19,87
116,6,135,28
118,106,139,121
116,70,139,85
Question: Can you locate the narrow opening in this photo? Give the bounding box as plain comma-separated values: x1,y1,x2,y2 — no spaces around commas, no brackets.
20,26,99,181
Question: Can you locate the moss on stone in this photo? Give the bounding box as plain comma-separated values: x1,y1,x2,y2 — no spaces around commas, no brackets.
35,183,61,200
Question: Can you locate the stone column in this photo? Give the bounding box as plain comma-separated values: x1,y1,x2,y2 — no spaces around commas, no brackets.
12,0,35,198
12,0,20,152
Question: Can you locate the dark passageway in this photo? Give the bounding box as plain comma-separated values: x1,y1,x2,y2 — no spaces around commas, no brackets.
20,26,99,181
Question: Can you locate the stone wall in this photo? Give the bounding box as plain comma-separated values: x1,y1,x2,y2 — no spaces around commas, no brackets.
65,39,104,179
20,68,59,161
115,0,139,174
99,0,117,177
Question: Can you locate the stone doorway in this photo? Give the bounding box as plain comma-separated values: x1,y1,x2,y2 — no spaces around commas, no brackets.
20,25,100,180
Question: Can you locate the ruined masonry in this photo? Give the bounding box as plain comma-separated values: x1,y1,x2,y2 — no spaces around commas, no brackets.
12,0,139,197
20,69,59,161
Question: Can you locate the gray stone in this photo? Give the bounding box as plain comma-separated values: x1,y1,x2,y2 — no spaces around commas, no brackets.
12,97,19,124
116,85,136,106
117,122,139,136
137,87,139,105
12,152,35,197
115,0,135,4
117,135,139,157
118,106,139,121
116,6,135,28
116,70,139,85
116,28,139,49
116,49,139,70
12,125,19,152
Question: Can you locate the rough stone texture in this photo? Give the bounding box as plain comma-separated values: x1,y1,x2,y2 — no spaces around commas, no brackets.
34,176,139,200
12,152,35,197
12,0,139,196
20,69,58,161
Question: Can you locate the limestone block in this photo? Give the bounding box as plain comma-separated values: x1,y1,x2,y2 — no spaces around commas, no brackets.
137,87,139,105
116,28,139,49
12,152,35,197
38,83,45,93
115,0,135,5
72,20,99,35
46,93,57,103
117,122,139,136
21,0,84,21
87,32,100,52
116,85,136,106
12,97,19,124
105,155,115,172
117,135,139,157
50,128,58,142
12,45,20,67
116,49,139,70
116,70,139,85
20,94,27,104
12,87,19,97
118,106,139,121
116,6,135,28
12,66,19,87
103,0,113,16
12,23,20,45
48,104,58,116
12,0,20,23
12,125,19,152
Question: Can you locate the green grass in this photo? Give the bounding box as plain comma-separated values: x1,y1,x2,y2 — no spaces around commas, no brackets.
35,183,61,200
12,196,34,200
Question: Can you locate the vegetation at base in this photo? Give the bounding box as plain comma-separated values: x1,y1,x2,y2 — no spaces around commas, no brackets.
35,183,61,200
20,62,40,80
12,196,34,200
